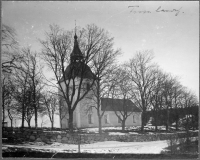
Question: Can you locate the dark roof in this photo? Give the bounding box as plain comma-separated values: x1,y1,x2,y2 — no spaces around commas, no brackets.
59,62,96,82
70,34,84,61
101,98,141,112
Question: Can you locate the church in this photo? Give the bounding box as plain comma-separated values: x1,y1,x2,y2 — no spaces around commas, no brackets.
59,33,142,129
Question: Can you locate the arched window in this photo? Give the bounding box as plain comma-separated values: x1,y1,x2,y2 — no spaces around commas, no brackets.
88,114,93,124
104,114,109,124
133,115,136,123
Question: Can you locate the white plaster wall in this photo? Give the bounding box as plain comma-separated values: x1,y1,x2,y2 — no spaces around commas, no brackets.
59,78,95,129
79,104,142,128
59,78,142,129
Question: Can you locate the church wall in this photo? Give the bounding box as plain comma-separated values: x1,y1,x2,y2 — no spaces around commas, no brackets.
97,111,141,128
77,91,98,128
59,78,95,129
78,103,142,128
59,78,142,129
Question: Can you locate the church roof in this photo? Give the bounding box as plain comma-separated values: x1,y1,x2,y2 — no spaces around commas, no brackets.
101,98,142,112
59,62,96,82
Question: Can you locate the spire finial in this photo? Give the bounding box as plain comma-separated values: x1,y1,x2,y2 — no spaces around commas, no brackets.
74,20,77,39
75,20,77,35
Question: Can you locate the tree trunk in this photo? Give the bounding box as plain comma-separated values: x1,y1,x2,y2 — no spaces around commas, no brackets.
21,103,25,128
28,119,31,128
98,114,102,134
141,111,146,132
51,114,54,129
51,122,54,129
60,120,62,129
166,109,169,131
154,110,158,132
34,107,38,128
141,97,146,132
33,80,37,128
8,109,13,128
59,100,62,129
2,93,5,125
186,118,190,145
122,120,126,132
10,119,13,128
97,79,102,134
68,109,74,133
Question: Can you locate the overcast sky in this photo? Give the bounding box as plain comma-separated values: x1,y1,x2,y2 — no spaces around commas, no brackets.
2,1,199,97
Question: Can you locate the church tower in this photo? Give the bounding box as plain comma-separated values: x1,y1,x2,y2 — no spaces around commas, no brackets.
59,31,96,129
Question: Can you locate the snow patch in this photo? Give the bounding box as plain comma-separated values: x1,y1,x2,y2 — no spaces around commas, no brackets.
128,132,139,135
3,140,169,154
108,132,127,135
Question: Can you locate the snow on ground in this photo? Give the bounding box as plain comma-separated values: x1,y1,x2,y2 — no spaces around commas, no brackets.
108,132,139,135
82,126,175,133
3,140,169,154
80,141,169,154
108,132,127,135
128,132,139,135
78,126,198,135
43,131,67,133
82,128,99,133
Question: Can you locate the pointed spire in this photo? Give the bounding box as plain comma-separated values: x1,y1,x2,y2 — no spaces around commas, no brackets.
74,20,77,39
70,21,84,62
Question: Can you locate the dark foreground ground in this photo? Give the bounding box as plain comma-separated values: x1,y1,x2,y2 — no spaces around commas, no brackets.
2,147,198,159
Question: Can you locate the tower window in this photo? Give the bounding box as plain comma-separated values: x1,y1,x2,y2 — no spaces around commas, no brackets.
88,106,94,113
104,114,109,124
133,115,136,123
88,114,92,124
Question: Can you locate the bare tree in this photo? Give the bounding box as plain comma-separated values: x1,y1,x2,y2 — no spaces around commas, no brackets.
42,91,59,129
40,115,49,128
7,109,14,127
171,79,183,130
149,68,166,131
87,33,121,133
12,77,37,128
1,24,21,127
40,24,115,132
109,67,137,132
2,74,14,125
2,24,21,73
58,97,68,129
12,66,30,128
179,88,198,143
161,74,180,131
7,98,18,128
11,48,44,128
126,50,156,131
20,48,44,128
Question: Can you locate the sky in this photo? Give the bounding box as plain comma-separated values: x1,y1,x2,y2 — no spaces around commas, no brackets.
2,1,199,98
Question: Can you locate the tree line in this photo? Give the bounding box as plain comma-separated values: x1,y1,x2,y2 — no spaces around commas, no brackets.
2,24,59,129
2,24,198,134
146,105,198,130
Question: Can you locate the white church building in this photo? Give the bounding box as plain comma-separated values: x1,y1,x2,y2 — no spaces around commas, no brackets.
59,33,142,129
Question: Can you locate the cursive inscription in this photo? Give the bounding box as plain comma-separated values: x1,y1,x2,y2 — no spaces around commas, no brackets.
156,6,182,16
128,6,151,14
128,5,184,16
